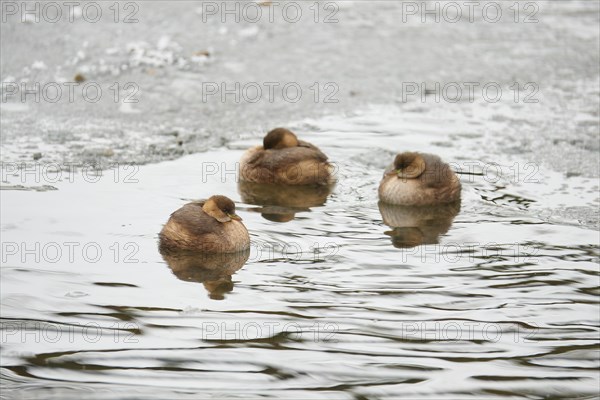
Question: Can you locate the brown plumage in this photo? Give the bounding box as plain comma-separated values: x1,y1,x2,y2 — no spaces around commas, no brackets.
378,152,461,206
159,195,250,253
239,128,334,186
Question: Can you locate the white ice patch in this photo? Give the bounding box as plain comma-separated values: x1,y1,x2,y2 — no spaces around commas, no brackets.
70,6,83,19
239,25,259,38
22,14,36,24
31,61,47,70
157,36,171,51
127,40,183,68
119,101,141,114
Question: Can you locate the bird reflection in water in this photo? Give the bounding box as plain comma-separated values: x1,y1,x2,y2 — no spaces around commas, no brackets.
238,180,333,222
378,201,460,248
160,249,250,300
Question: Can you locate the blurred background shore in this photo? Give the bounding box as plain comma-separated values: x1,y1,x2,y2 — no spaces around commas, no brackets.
2,1,598,175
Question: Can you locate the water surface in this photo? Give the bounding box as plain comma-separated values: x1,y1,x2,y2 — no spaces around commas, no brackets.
2,106,599,399
1,1,599,398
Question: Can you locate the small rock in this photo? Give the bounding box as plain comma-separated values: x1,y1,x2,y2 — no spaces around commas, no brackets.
32,152,42,160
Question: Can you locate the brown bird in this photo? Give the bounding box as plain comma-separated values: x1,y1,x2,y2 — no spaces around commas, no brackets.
378,152,461,206
159,195,250,253
239,128,335,186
